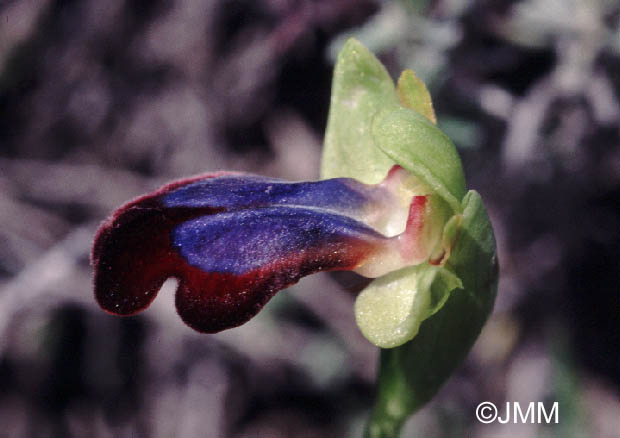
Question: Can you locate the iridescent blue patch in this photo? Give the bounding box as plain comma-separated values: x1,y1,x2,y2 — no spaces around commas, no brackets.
171,206,382,275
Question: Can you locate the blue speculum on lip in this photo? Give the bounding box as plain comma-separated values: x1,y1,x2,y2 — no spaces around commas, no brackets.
92,167,442,333
172,207,385,276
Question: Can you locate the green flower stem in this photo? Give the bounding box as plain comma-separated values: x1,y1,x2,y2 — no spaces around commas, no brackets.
364,192,498,437
321,38,498,437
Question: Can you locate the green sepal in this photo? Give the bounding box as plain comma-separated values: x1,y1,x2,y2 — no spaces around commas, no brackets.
371,106,466,213
365,191,498,438
321,38,399,184
355,264,462,349
321,39,466,216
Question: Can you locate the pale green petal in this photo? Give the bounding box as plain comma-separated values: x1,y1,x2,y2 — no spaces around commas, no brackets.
396,69,437,124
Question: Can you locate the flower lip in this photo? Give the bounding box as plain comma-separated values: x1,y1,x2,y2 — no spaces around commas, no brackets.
92,167,443,333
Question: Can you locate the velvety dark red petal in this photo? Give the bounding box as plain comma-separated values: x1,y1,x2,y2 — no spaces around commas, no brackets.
92,184,385,333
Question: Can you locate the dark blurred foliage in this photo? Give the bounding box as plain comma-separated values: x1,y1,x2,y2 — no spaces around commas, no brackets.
1,0,619,437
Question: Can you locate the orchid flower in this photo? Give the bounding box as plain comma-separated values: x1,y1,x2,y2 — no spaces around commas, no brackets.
92,166,450,335
92,39,498,437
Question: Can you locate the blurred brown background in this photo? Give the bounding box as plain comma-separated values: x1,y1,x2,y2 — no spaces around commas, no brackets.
1,0,619,437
